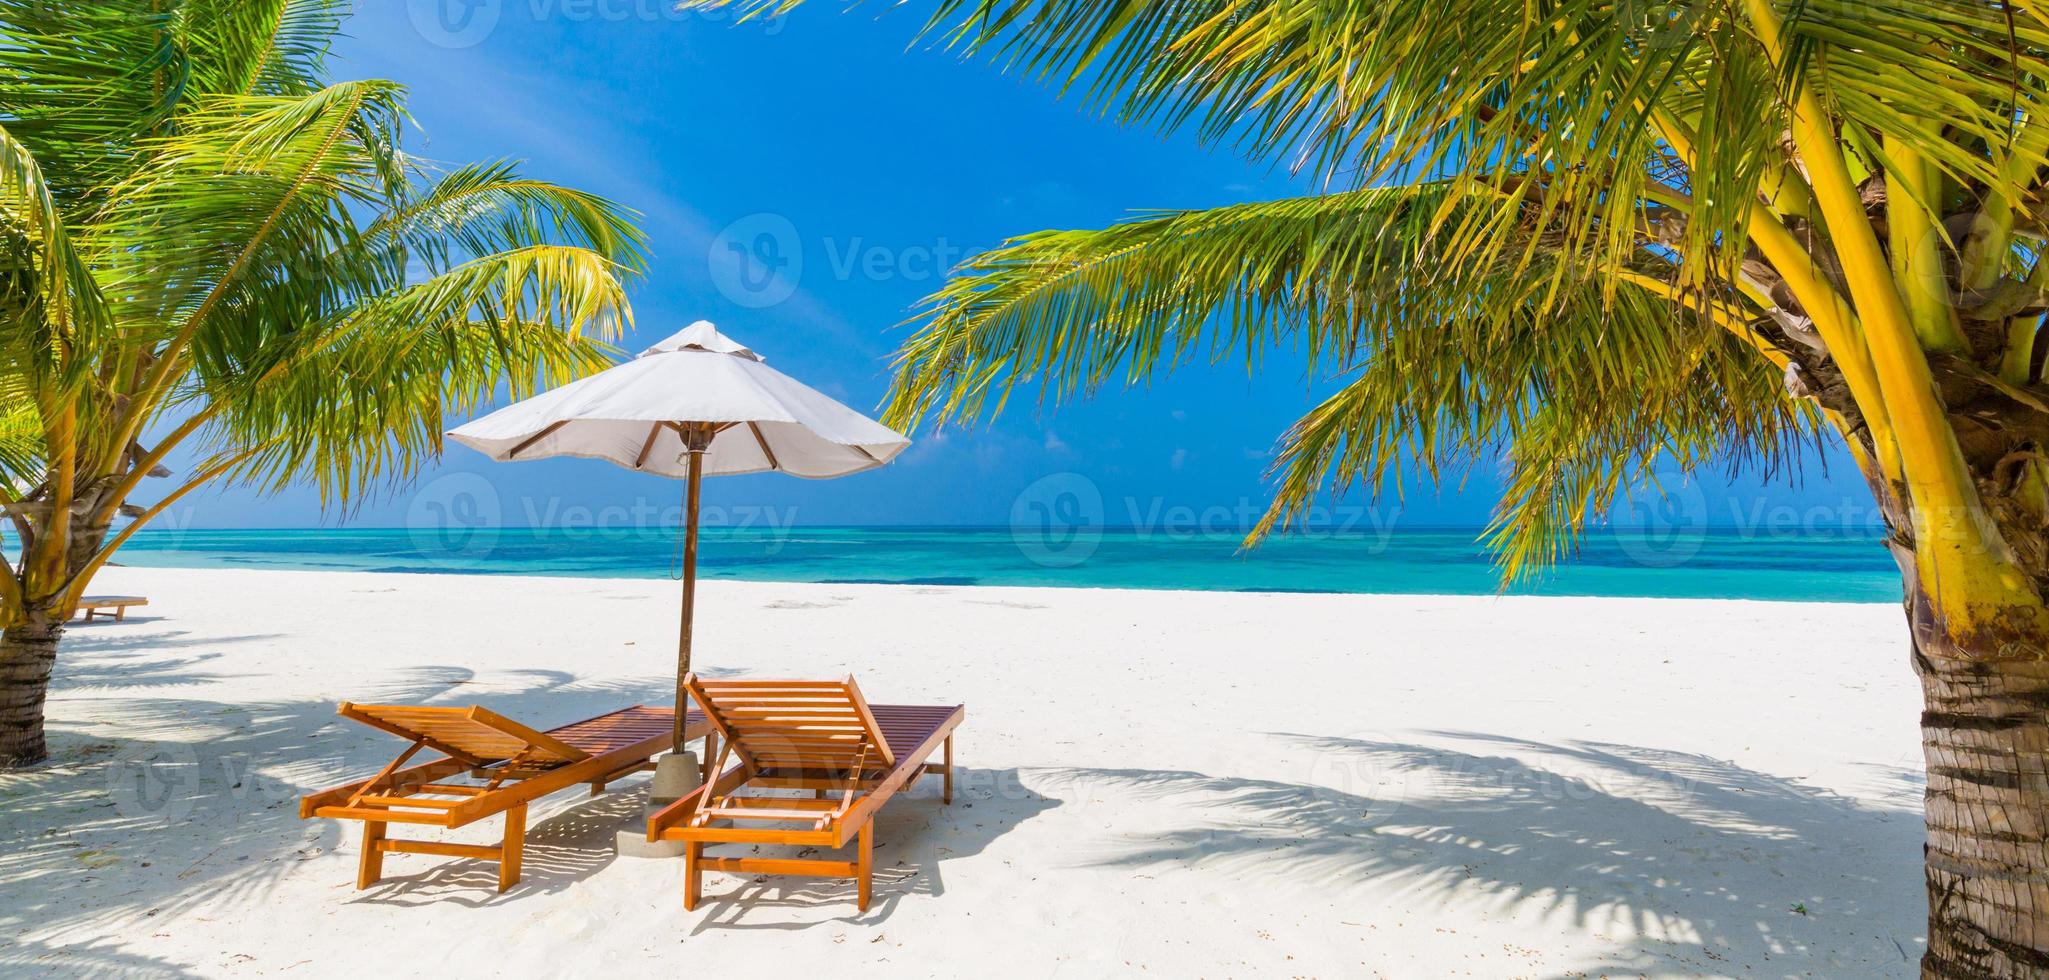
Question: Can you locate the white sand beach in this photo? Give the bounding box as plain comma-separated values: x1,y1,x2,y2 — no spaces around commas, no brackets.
0,567,1924,978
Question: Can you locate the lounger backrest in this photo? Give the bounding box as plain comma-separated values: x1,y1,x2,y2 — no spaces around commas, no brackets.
338,703,592,766
686,676,896,773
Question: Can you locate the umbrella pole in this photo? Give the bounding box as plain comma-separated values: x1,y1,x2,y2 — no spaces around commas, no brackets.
674,441,706,753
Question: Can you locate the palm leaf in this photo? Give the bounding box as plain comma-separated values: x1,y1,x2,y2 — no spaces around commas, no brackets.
0,370,42,489
884,184,1812,577
192,243,628,505
177,0,346,97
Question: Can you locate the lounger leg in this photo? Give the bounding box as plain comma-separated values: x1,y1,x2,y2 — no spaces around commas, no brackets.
856,824,873,911
498,804,527,893
943,736,955,804
682,842,703,911
114,607,126,621
699,733,717,786
357,822,387,889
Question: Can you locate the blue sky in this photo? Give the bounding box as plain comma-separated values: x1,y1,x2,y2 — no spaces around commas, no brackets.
157,1,1877,532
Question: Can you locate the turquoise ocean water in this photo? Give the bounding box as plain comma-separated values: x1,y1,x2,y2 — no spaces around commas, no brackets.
93,526,1903,603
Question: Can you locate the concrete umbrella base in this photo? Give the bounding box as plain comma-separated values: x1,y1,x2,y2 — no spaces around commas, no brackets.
616,751,700,859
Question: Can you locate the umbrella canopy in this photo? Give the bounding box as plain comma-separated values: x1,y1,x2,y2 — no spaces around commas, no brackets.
447,320,910,752
448,321,909,477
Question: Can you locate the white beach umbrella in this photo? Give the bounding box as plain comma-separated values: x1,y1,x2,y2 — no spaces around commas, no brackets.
449,320,910,750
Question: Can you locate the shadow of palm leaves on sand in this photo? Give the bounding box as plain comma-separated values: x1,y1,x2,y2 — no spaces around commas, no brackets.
47,652,228,693
1034,731,1924,978
45,630,287,693
54,627,280,654
1,647,694,953
0,937,205,979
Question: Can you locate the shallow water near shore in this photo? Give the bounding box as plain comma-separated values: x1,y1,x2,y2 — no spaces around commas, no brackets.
96,525,1901,603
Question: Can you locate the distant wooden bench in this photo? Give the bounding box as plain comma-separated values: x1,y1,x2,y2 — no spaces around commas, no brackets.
75,596,148,622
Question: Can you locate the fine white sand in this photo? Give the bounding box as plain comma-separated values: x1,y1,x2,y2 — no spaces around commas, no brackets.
0,567,1925,978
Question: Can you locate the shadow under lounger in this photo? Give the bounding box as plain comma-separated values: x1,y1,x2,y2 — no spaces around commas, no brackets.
301,703,711,892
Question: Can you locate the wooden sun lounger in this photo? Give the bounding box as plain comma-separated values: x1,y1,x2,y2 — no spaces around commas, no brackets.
301,702,710,892
646,675,964,911
76,596,147,622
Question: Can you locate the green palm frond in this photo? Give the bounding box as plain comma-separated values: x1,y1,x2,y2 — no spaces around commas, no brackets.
0,120,109,385
885,187,1453,428
0,0,186,197
883,184,1809,575
178,0,346,97
1256,266,1810,577
195,244,628,505
0,0,355,205
1773,0,2049,192
366,162,650,279
91,81,409,338
0,371,42,489
0,2,649,623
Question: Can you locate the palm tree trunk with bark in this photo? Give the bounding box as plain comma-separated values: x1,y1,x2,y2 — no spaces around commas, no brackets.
0,507,113,767
1824,311,2049,976
1919,647,2049,978
0,611,62,766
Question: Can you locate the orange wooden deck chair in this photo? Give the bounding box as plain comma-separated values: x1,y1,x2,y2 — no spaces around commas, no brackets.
301,703,709,892
646,676,964,911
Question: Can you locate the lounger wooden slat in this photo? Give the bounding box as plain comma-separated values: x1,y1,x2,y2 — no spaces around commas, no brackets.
302,703,709,893
699,856,859,877
417,783,491,796
712,796,842,811
694,679,852,688
646,675,963,911
719,721,864,730
375,840,502,860
354,795,466,809
701,806,842,822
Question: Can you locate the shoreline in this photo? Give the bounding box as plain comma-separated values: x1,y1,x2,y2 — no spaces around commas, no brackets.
99,559,1906,605
79,524,1909,606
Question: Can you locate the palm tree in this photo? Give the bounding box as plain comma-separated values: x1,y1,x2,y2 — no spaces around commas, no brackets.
0,1,643,766
689,0,2049,974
